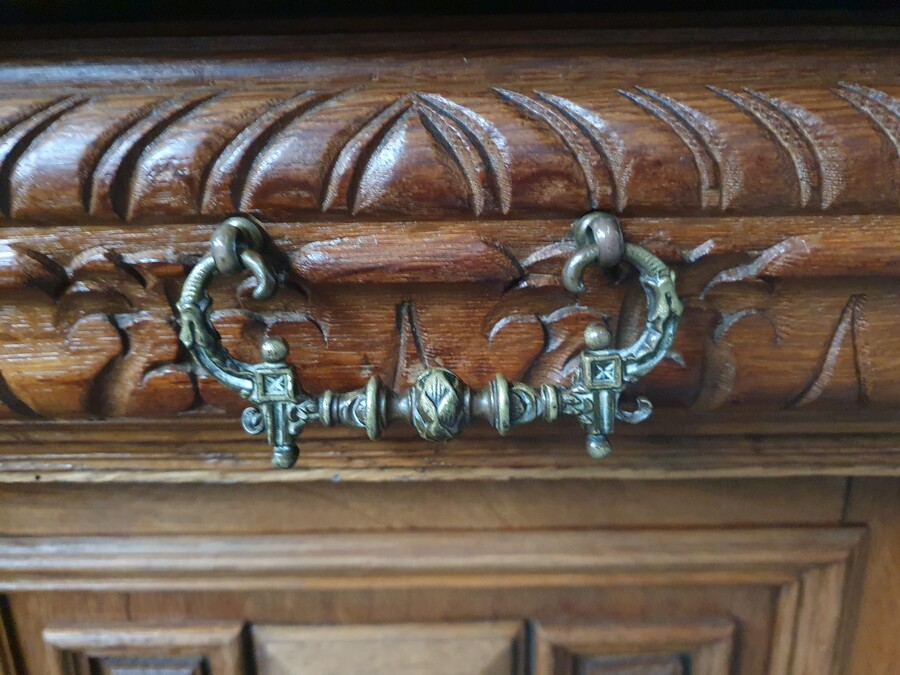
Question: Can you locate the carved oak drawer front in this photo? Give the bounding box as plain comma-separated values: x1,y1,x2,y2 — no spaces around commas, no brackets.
0,29,898,479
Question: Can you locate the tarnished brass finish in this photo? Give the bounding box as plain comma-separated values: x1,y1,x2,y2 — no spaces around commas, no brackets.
562,211,625,293
410,369,468,441
178,213,682,468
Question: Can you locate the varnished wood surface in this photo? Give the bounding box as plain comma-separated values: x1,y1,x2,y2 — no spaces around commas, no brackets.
0,83,899,222
532,620,734,675
845,478,900,673
0,24,897,675
0,478,850,535
0,216,898,421
0,473,854,670
0,472,890,674
0,524,864,673
0,31,897,479
43,622,247,675
252,623,524,675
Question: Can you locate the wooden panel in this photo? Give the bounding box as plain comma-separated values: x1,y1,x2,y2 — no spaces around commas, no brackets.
1,218,900,478
42,623,245,675
0,215,898,482
0,526,863,674
253,622,524,675
0,478,848,536
532,620,733,675
575,656,683,675
845,478,900,675
1,418,898,480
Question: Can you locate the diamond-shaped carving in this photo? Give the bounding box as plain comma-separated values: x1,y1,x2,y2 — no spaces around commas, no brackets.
582,353,622,390
591,362,618,386
264,373,288,397
252,367,294,403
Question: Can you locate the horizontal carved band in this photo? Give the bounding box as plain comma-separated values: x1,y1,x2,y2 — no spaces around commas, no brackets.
0,216,898,423
0,83,898,223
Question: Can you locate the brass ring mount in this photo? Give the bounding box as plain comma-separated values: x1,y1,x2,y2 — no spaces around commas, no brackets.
177,213,683,468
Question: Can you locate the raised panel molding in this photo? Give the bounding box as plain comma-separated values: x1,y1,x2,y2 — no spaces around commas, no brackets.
0,528,861,593
251,621,727,675
42,623,246,675
531,620,733,675
0,527,863,674
253,622,525,675
574,656,684,675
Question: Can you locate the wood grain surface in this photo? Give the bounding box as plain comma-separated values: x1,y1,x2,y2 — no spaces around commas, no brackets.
0,24,896,675
0,31,897,474
844,478,900,674
42,623,247,675
0,83,899,222
0,471,876,674
0,526,863,674
0,218,897,425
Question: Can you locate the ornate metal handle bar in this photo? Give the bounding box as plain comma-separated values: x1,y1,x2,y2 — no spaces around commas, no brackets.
177,213,682,468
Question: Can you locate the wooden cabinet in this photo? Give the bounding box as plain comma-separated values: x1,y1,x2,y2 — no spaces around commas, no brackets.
0,521,865,674
0,478,889,674
0,15,898,675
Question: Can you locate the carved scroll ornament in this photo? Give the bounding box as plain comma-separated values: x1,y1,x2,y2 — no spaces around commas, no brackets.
177,213,682,468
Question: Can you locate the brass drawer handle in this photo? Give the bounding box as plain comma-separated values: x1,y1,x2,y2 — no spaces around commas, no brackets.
177,213,682,469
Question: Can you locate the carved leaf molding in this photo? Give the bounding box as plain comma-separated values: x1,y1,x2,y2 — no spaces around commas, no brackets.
0,232,898,420
0,83,898,222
